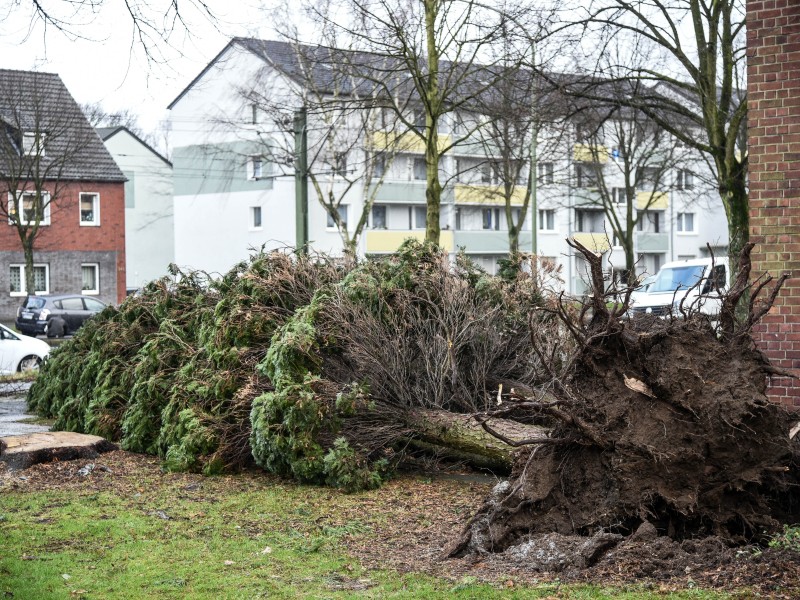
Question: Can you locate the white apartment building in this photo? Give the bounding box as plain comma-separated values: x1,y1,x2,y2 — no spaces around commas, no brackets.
168,38,728,291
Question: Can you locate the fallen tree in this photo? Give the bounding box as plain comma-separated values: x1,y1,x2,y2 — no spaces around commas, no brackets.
27,242,553,488
449,241,799,554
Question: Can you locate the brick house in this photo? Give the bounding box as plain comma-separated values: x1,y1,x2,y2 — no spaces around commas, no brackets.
747,0,800,407
0,69,126,321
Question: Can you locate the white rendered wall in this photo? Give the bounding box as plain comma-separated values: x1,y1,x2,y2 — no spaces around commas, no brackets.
102,130,174,289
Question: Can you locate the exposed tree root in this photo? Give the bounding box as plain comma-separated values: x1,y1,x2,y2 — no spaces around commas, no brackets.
450,241,799,556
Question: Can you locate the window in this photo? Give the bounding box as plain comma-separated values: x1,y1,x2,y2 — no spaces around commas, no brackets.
251,206,262,229
22,132,46,157
327,205,348,229
537,162,554,184
9,264,48,296
8,192,50,225
251,103,259,125
513,162,527,186
410,205,426,229
332,152,348,177
637,210,662,233
701,264,726,294
455,207,461,230
512,208,523,230
81,264,99,295
676,169,694,190
576,122,603,143
612,188,629,204
413,108,426,132
371,205,387,229
482,208,500,230
84,297,105,311
575,163,600,188
576,209,604,233
676,212,695,233
538,209,555,231
412,157,426,180
636,166,660,189
479,162,492,184
80,192,99,225
249,157,264,180
372,154,385,179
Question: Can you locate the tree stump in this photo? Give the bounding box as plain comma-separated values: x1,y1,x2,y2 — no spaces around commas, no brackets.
0,432,117,470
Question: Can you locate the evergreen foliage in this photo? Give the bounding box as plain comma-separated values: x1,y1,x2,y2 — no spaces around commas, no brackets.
28,242,546,490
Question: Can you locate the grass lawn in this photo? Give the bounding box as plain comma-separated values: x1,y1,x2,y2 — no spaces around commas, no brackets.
0,452,740,599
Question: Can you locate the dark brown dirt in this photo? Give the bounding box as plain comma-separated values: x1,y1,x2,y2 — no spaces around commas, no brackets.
450,317,800,558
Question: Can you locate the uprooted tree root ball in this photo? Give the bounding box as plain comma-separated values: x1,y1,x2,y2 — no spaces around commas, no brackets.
448,241,799,558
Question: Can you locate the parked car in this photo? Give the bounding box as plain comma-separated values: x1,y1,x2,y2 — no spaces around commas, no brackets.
628,274,657,307
627,258,729,318
15,294,107,338
0,322,50,373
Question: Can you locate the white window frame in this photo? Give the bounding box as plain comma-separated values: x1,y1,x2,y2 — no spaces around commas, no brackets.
10,263,49,297
250,206,263,230
81,263,100,295
79,192,100,226
537,162,554,185
409,205,426,230
676,212,696,234
8,191,50,226
326,205,348,230
676,169,694,191
248,156,264,180
22,132,46,157
370,204,387,229
538,209,556,232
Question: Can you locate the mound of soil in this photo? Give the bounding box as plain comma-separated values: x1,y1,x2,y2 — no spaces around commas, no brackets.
450,317,800,557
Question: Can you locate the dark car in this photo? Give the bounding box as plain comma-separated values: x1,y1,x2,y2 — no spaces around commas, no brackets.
15,294,107,338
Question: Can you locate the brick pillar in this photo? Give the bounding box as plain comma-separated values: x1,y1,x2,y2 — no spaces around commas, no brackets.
746,0,800,408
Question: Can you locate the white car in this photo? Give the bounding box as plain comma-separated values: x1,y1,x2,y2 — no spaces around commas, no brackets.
628,274,657,307
0,323,50,373
628,257,729,318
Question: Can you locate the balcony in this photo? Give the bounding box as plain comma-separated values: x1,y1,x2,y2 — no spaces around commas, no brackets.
573,143,609,163
454,184,527,205
453,230,533,253
636,232,669,253
368,182,426,203
572,188,603,206
572,232,611,253
636,191,668,210
372,131,452,154
366,230,455,253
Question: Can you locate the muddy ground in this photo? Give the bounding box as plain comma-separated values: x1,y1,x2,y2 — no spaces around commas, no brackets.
1,450,798,597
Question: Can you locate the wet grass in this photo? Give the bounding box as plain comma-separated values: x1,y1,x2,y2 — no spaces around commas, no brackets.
0,468,735,600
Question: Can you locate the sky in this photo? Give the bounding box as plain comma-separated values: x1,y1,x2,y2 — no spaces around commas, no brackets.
0,0,278,133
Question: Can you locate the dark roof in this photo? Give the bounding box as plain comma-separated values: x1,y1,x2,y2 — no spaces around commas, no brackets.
169,38,567,115
97,125,172,168
168,38,399,108
0,69,125,183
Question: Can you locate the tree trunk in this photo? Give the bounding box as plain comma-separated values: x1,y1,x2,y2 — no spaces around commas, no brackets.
405,409,548,473
23,236,35,295
424,0,442,246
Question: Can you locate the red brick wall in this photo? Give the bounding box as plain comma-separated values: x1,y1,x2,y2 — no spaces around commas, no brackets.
746,0,800,407
0,181,127,303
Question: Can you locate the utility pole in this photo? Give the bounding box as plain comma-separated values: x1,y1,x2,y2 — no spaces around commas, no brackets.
529,41,538,258
294,107,309,254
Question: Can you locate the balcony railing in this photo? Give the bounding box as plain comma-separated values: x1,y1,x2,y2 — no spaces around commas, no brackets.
365,230,454,253
572,232,611,253
454,184,527,205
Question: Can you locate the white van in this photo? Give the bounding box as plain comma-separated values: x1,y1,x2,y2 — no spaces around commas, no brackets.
628,257,729,318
